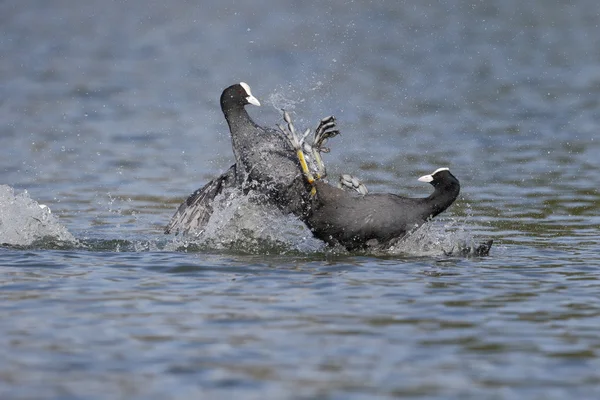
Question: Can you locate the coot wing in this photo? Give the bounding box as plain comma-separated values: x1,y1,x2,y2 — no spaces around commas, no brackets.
165,164,236,235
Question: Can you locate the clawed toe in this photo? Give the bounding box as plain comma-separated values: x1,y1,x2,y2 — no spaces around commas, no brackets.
277,110,305,151
277,123,298,149
317,116,336,134
315,116,340,148
318,121,336,134
278,109,344,195
320,115,335,124
338,174,368,195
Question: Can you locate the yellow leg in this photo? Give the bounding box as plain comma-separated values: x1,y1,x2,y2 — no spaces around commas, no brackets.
296,150,314,184
279,110,329,198
312,150,325,180
296,149,317,196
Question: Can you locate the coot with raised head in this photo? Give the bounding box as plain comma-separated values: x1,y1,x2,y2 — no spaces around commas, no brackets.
165,83,337,235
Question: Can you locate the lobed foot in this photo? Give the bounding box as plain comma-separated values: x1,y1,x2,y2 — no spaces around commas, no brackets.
277,109,342,196
338,174,368,195
277,110,317,191
278,109,340,173
278,110,310,152
313,116,339,153
310,116,339,179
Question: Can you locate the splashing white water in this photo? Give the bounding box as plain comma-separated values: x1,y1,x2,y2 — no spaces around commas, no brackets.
0,185,76,246
268,90,303,112
168,188,325,254
267,80,326,114
387,217,483,257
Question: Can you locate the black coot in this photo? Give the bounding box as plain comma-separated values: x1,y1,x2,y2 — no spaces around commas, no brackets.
305,168,461,250
166,83,319,234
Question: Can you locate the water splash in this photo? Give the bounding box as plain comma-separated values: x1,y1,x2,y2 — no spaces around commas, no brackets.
162,187,489,257
267,80,326,115
384,213,492,257
268,90,303,113
0,185,77,247
0,183,486,256
167,188,326,254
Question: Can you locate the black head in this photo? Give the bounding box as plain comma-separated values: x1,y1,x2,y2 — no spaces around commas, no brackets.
418,167,459,189
220,82,261,108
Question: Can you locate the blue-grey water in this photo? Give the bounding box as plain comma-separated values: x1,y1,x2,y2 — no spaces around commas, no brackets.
2,0,600,398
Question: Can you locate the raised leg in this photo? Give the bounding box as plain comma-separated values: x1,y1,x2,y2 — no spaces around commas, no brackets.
277,110,342,196
277,110,317,195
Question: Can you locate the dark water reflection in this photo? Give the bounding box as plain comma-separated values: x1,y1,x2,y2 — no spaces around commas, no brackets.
2,0,600,398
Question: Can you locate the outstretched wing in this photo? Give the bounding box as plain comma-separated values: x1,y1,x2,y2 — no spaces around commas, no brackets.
164,164,237,235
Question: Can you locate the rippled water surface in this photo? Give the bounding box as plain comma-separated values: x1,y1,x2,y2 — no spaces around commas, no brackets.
2,0,600,398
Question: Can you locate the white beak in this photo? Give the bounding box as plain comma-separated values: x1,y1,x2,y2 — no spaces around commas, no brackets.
240,82,261,106
418,167,449,182
418,174,433,183
246,94,261,107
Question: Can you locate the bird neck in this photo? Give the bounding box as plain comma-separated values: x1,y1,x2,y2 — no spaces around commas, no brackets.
220,100,259,185
221,101,255,132
421,180,460,220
